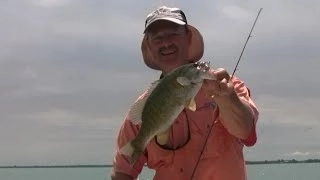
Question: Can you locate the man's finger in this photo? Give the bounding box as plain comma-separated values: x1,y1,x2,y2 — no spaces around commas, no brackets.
219,81,229,95
213,68,231,81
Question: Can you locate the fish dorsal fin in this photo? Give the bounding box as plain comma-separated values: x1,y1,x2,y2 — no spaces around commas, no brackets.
177,76,191,86
127,80,160,125
185,98,196,111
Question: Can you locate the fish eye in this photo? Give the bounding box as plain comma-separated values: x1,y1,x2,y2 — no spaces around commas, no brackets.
193,62,199,67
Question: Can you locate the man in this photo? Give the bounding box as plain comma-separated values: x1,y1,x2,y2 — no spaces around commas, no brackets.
111,6,259,180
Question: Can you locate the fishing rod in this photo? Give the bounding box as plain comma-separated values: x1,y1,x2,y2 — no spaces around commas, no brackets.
190,8,263,180
231,8,263,78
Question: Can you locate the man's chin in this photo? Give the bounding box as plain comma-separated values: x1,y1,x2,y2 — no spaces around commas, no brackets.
160,59,180,67
159,53,180,63
157,58,184,72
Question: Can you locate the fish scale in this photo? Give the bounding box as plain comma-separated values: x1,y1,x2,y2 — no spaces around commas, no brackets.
119,61,216,167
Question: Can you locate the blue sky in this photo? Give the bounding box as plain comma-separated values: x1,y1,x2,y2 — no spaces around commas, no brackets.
0,0,319,166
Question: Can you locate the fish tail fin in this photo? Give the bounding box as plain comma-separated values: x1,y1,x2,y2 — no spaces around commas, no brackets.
119,141,142,167
130,150,142,168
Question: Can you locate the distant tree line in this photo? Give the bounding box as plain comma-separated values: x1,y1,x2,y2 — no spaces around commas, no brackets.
246,159,320,165
1,159,320,168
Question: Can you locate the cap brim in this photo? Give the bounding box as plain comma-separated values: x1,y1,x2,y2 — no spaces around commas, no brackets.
144,17,186,33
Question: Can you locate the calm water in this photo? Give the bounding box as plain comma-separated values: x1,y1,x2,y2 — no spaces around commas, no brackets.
0,163,319,180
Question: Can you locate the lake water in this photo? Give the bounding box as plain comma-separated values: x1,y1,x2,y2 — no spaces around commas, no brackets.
0,163,319,180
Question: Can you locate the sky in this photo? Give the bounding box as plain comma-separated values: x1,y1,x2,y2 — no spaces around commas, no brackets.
0,0,319,166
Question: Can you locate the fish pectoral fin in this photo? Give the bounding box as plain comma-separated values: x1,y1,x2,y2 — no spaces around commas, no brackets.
177,76,191,86
185,98,196,111
156,130,170,145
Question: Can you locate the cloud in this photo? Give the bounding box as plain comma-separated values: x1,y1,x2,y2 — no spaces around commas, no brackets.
222,6,255,20
28,0,72,8
289,152,311,156
0,0,319,166
244,121,320,161
255,95,320,126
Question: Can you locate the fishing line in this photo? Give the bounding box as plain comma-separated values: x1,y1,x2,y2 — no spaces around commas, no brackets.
190,8,263,180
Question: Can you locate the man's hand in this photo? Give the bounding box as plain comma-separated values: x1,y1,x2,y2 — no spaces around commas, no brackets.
202,68,235,98
202,68,254,139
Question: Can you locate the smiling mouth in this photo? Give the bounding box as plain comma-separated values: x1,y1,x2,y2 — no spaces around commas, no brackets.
160,49,177,56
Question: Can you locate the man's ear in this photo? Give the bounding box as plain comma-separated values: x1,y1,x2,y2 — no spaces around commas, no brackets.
141,34,155,63
145,35,152,49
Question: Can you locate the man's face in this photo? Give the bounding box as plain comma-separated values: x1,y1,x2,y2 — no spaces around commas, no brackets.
145,20,191,74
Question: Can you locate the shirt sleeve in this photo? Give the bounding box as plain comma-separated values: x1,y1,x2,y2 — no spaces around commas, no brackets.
232,77,260,147
111,112,148,179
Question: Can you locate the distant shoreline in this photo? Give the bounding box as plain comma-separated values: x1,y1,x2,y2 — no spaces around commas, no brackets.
1,159,320,168
0,165,111,168
245,159,320,165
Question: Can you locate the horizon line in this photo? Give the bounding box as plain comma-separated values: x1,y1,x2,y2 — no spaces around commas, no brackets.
1,158,320,168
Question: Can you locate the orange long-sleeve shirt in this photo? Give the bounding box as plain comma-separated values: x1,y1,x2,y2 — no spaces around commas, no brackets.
111,76,259,180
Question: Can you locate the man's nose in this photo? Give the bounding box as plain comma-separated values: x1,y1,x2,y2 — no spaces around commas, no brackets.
160,37,172,47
